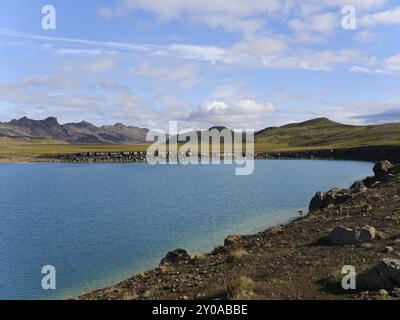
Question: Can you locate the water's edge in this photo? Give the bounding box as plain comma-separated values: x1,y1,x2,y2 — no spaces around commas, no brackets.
72,164,374,300
37,145,400,164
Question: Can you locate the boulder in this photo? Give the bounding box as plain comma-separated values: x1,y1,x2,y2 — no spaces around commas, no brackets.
309,189,353,212
224,235,240,246
373,160,393,179
160,249,191,266
350,181,367,193
357,225,376,243
309,192,325,212
364,258,400,290
329,225,376,245
326,188,353,205
329,226,356,245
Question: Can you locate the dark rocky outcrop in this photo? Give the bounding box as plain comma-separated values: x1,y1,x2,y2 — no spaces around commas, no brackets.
373,160,394,179
350,181,367,193
255,146,400,164
329,225,376,245
309,161,399,212
160,249,191,266
364,258,400,290
309,188,353,212
224,235,241,246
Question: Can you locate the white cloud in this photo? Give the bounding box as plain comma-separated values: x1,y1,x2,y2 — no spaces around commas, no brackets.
20,75,77,89
231,36,287,57
83,59,117,73
289,12,338,35
354,31,379,43
383,55,400,72
361,6,400,27
167,44,229,63
2,27,398,74
115,0,282,34
54,48,119,56
183,98,277,128
97,7,115,20
0,75,163,128
211,84,238,99
129,61,197,81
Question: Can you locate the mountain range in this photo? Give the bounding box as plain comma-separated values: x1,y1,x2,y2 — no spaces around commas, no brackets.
1,116,400,148
0,117,149,144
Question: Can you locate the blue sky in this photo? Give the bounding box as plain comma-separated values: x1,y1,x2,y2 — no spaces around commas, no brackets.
0,0,400,130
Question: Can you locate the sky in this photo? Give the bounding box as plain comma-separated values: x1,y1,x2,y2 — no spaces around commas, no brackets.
0,0,400,130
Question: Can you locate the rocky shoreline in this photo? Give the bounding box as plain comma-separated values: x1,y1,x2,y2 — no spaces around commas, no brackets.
78,160,400,300
40,145,400,163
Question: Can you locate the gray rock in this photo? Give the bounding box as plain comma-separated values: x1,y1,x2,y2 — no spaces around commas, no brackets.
224,235,240,246
357,225,376,243
309,189,353,212
160,249,191,266
385,246,394,253
364,258,400,290
329,225,376,245
309,192,325,212
329,226,357,245
350,181,367,193
373,160,393,179
391,287,400,297
325,188,353,205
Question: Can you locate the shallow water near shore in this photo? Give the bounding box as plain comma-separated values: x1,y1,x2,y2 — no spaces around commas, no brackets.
0,160,372,299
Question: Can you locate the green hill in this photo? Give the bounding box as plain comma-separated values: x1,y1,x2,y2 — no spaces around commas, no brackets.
254,118,400,152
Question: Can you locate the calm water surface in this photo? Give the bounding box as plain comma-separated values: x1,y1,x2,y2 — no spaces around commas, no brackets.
0,160,372,299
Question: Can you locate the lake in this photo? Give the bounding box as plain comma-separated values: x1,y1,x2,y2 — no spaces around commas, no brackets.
0,160,372,299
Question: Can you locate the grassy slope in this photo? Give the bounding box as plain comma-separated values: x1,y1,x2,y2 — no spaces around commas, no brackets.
1,118,399,159
0,137,148,160
254,118,400,152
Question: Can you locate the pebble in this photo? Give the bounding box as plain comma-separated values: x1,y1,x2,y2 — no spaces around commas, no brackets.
379,289,388,297
385,246,394,253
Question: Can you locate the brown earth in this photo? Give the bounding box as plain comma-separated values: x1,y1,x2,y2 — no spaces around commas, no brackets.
78,163,400,300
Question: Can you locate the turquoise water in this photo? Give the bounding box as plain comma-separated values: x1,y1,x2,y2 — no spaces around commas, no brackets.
0,160,372,299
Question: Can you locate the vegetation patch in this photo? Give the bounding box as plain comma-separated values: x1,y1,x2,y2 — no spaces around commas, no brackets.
226,249,249,263
226,276,255,300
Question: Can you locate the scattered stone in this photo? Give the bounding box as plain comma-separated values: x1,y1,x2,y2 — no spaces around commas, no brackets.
329,225,376,245
385,246,394,253
379,289,388,297
160,249,191,266
364,258,400,290
362,204,373,212
373,160,393,180
390,287,400,297
376,230,387,240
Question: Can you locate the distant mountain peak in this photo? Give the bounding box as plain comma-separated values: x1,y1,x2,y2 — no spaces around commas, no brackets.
42,117,59,125
0,116,149,145
302,117,334,124
281,117,344,128
209,126,230,132
71,120,96,128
